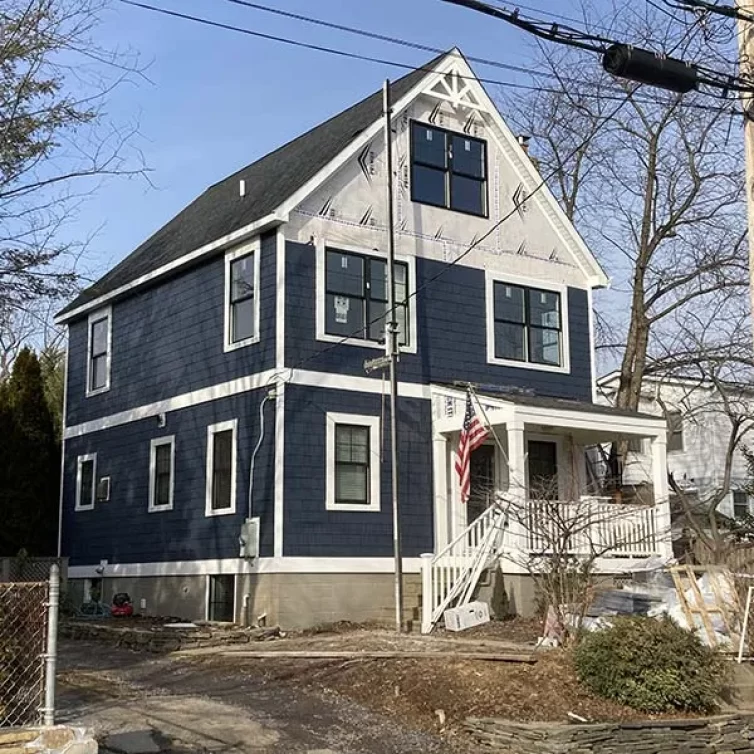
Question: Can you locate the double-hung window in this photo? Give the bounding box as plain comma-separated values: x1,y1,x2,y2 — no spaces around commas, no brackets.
411,122,487,216
205,420,237,516
491,282,563,367
75,454,97,511
149,436,175,512
224,244,259,351
667,411,684,452
326,413,380,512
734,491,750,520
87,308,111,395
324,249,409,346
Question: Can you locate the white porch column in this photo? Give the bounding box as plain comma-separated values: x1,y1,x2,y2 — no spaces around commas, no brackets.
501,417,527,574
432,432,449,550
651,434,673,559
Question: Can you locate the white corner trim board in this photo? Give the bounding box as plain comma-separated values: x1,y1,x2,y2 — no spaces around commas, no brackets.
64,369,431,439
68,557,425,579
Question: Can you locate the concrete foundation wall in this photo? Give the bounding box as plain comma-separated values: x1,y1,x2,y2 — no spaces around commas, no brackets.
69,572,423,629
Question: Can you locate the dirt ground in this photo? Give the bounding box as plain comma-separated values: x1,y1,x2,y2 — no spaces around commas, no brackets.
60,618,699,749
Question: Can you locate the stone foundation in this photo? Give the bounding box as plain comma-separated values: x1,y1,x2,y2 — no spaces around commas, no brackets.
465,715,754,753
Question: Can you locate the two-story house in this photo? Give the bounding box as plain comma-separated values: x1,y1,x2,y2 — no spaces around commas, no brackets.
598,372,754,527
57,49,672,629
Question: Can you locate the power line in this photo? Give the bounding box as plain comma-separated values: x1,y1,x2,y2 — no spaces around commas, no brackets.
118,0,744,117
442,0,754,93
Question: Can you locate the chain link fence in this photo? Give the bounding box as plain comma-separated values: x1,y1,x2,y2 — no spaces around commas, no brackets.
0,566,59,728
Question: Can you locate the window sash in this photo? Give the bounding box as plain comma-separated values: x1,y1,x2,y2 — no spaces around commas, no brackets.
79,460,95,508
324,250,409,345
411,122,487,215
89,315,109,391
152,443,173,509
211,430,233,510
334,425,370,505
667,412,684,452
493,282,562,367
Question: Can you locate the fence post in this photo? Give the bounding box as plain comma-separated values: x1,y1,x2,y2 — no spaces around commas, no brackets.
43,564,60,726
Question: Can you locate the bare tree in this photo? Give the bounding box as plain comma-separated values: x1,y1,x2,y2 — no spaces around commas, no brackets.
0,0,145,317
502,1,748,412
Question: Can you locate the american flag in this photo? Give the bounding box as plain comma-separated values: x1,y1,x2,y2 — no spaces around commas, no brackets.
455,392,490,504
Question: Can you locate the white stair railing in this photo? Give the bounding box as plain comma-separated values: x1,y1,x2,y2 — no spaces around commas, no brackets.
420,505,506,634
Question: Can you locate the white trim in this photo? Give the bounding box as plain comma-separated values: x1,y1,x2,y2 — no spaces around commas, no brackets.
75,453,97,511
64,369,277,439
68,556,425,579
56,214,282,324
63,369,430,439
274,231,286,558
273,383,285,557
326,412,381,512
314,238,418,354
223,240,261,352
205,573,238,622
85,306,112,397
148,435,175,512
485,271,571,374
205,419,238,517
587,287,598,403
57,341,69,556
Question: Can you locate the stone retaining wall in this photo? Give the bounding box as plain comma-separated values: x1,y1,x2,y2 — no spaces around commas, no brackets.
60,621,279,653
465,714,754,753
0,726,96,754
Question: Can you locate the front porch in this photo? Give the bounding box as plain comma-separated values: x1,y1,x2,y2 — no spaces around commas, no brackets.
421,385,673,632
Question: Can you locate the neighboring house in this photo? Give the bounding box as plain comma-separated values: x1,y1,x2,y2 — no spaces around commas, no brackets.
597,373,754,525
56,49,672,629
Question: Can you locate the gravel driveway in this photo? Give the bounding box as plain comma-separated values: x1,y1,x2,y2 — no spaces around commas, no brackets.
56,640,457,754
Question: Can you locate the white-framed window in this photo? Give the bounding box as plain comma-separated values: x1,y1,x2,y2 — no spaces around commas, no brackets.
734,490,750,520
315,239,417,354
667,410,684,452
205,419,238,516
206,574,236,622
75,453,97,511
410,121,488,217
224,241,261,352
325,413,380,512
485,272,570,374
149,435,175,512
86,307,112,396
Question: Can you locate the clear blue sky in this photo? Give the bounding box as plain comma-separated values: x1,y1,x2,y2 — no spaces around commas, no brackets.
75,0,593,281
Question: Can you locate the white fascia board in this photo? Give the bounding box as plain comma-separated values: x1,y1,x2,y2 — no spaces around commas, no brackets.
56,213,283,324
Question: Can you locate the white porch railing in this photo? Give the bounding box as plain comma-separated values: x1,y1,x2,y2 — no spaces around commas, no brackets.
420,505,506,634
525,499,660,558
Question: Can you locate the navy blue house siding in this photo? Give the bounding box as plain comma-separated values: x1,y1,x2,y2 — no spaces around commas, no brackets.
283,384,434,558
62,389,276,565
65,232,278,427
285,241,592,400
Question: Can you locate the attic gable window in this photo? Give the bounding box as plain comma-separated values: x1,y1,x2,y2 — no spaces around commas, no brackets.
411,122,487,217
224,241,260,352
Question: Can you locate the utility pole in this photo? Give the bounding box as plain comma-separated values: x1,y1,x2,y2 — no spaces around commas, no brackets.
737,0,754,346
383,79,404,633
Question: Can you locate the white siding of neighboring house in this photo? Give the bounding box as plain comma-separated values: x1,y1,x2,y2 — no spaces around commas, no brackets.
596,377,753,520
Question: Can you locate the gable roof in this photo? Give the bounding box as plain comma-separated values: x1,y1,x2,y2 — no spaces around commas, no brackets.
58,52,448,320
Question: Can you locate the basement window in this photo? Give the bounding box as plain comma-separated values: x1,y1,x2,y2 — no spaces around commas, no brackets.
207,574,235,622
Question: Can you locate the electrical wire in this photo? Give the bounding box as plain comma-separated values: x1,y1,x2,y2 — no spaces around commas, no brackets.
118,0,744,117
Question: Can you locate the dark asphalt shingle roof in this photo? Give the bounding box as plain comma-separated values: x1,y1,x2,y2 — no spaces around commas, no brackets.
59,52,449,318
